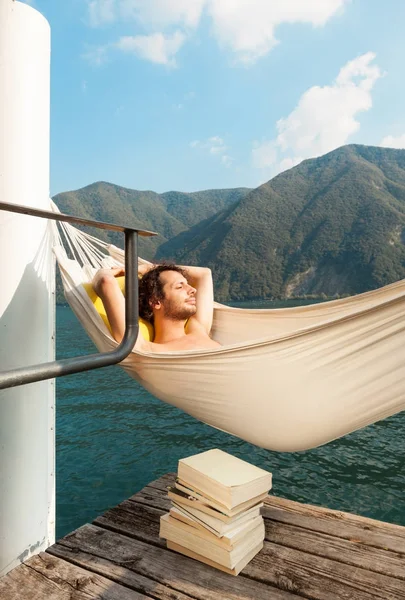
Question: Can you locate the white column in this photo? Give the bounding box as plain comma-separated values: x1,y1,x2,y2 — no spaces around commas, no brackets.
0,0,54,577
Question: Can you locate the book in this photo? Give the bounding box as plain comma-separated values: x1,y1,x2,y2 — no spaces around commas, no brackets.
178,449,272,510
168,486,264,522
170,500,262,537
160,513,265,569
167,540,264,576
173,482,268,517
170,506,263,547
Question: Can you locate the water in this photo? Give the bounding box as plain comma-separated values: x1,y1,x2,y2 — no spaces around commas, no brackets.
56,305,405,540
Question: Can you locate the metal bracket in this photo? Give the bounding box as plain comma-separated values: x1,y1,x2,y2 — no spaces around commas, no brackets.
0,201,157,390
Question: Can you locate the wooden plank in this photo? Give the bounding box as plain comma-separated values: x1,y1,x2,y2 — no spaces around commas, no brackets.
51,524,303,600
127,486,172,512
0,552,150,600
264,500,405,553
266,495,405,537
244,541,405,600
94,500,166,547
5,473,405,600
46,546,200,600
99,481,405,582
265,520,405,581
140,478,405,553
142,473,175,493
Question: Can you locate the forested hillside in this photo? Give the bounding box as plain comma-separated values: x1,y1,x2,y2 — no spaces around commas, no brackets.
54,183,250,261
55,145,405,302
157,145,405,300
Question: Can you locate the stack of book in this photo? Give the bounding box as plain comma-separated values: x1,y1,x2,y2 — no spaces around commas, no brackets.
159,448,272,575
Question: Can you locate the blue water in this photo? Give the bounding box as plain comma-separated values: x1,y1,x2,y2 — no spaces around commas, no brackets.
56,305,405,540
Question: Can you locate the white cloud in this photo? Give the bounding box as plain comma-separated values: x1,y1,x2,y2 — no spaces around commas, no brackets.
192,136,227,153
82,45,110,66
208,135,227,154
87,0,205,29
118,0,206,29
207,0,348,64
253,52,382,175
380,134,405,149
278,157,303,172
221,154,235,167
251,141,278,169
190,136,234,166
86,0,348,65
116,31,186,66
88,0,116,27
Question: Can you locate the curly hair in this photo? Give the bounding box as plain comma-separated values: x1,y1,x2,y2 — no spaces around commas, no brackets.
139,263,187,323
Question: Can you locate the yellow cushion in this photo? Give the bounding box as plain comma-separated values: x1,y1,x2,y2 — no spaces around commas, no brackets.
83,276,154,341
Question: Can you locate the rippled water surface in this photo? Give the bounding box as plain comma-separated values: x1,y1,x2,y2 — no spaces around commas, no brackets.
56,305,405,540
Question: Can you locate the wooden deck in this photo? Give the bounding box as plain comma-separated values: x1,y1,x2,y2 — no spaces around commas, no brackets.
1,473,405,599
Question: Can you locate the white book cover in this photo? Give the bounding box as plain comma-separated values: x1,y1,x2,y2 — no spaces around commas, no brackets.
167,540,264,576
174,481,268,516
170,501,263,537
178,449,272,509
160,513,265,569
170,506,264,548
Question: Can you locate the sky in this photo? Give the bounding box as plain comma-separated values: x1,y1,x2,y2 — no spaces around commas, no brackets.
19,0,405,196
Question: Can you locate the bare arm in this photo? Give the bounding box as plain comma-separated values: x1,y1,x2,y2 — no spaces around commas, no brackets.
92,267,149,350
92,268,126,343
181,265,215,334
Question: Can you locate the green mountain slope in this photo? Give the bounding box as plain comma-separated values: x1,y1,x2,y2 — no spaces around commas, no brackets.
160,188,251,228
157,145,405,301
54,182,250,261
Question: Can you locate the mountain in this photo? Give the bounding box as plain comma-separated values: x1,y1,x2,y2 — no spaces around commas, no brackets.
54,182,251,261
156,145,405,301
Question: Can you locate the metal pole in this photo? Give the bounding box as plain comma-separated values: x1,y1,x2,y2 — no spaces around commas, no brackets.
0,229,140,389
0,200,156,391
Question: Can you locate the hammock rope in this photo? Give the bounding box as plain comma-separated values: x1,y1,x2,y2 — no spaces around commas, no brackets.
50,202,405,452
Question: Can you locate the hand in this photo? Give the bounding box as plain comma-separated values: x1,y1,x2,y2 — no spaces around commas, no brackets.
109,267,125,278
138,263,152,277
93,267,125,296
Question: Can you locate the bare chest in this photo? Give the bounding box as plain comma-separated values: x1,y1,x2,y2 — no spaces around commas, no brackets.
151,332,220,352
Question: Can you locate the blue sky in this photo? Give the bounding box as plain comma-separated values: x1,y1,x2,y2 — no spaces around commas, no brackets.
21,0,405,196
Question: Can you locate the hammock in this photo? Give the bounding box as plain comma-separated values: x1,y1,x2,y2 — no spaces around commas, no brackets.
52,212,405,453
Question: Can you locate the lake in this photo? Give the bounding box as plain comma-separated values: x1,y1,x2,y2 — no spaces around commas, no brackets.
56,305,405,540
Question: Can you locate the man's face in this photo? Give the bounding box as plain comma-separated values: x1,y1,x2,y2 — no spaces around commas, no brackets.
156,270,197,320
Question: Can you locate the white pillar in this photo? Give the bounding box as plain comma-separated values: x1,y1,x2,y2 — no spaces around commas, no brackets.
0,0,54,577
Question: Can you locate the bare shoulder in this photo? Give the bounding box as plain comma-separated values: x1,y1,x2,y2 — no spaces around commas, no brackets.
185,267,215,334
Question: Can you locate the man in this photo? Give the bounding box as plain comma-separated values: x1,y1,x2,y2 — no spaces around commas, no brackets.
93,263,221,352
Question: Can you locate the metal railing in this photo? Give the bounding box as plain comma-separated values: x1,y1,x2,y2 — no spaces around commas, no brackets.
0,201,157,390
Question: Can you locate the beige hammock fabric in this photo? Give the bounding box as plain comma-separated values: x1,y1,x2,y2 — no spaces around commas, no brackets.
52,216,405,453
